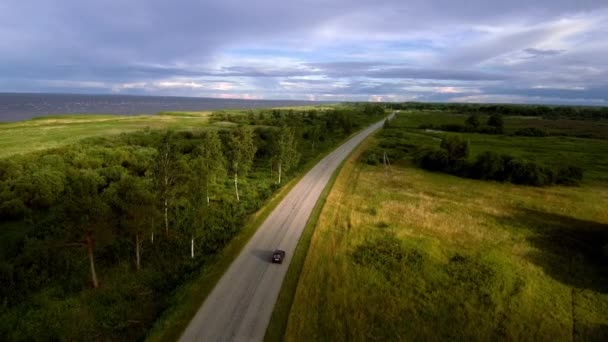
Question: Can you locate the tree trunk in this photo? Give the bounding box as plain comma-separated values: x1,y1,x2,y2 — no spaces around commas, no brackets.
86,233,99,288
135,233,141,271
234,171,240,201
164,198,168,235
151,231,154,243
278,162,282,184
191,237,194,259
206,176,210,205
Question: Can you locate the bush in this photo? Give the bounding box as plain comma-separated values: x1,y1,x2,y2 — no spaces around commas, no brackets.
415,148,449,172
440,135,469,162
471,151,506,180
507,159,554,186
556,166,584,185
440,124,465,132
487,114,504,133
361,149,380,165
465,114,481,129
514,128,548,137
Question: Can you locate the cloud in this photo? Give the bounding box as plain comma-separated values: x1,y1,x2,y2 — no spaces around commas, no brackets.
1,1,607,104
523,48,565,57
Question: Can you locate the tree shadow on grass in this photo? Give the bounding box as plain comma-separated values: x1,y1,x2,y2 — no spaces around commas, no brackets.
495,207,608,293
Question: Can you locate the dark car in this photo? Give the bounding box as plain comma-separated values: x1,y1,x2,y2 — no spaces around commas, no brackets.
271,250,286,264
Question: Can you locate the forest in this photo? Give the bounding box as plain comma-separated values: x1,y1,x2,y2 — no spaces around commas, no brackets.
0,104,385,340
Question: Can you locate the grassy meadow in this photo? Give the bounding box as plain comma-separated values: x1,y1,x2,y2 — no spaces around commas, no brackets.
282,112,608,341
0,106,336,158
0,111,214,158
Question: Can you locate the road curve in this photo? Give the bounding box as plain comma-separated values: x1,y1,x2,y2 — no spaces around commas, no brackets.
179,113,394,342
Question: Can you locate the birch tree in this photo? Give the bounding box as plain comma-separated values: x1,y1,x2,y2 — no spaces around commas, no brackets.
152,133,178,235
272,127,300,184
197,130,226,204
226,126,257,201
308,124,321,153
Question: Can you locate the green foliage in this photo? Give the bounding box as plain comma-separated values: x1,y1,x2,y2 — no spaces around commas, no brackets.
465,114,481,129
271,127,300,184
487,114,504,133
384,114,587,186
385,101,608,120
226,126,257,177
440,135,469,162
470,151,511,181
0,105,388,341
414,148,449,172
513,127,548,137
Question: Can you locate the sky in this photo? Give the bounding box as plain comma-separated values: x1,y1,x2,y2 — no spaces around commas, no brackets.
1,0,608,104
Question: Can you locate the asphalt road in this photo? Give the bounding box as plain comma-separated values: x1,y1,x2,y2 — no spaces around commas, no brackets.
179,113,393,342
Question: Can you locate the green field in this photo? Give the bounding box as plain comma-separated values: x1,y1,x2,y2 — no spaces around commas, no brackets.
282,112,608,341
0,112,213,158
0,106,335,158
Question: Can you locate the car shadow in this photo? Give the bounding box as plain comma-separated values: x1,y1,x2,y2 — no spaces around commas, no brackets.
251,249,273,262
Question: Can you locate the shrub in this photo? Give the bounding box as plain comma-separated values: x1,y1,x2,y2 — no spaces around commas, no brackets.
415,148,449,172
465,114,481,129
487,114,504,133
556,166,584,185
514,128,548,137
506,159,554,186
440,135,469,162
440,124,465,132
471,151,506,180
361,149,380,165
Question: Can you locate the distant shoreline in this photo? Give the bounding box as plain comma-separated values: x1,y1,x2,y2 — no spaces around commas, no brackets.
0,92,337,122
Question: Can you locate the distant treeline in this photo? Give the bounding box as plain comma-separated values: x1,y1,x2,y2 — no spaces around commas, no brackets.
0,105,385,340
365,115,584,187
414,136,583,186
384,102,608,120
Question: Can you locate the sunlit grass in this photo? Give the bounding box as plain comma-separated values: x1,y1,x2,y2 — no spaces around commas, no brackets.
284,135,608,340
0,113,212,158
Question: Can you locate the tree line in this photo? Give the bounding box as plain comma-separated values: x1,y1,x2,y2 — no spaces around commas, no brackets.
384,102,608,120
414,136,583,186
419,113,505,134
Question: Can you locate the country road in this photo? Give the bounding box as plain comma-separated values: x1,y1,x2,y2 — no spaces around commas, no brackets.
179,113,394,342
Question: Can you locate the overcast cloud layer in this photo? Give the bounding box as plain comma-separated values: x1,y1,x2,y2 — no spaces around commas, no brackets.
1,0,608,104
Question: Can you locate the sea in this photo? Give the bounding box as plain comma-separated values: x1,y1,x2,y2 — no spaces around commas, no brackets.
0,93,334,122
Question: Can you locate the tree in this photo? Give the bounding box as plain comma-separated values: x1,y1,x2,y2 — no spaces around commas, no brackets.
440,135,469,162
196,130,226,204
105,175,154,270
61,169,111,288
183,167,206,258
152,133,179,235
307,124,322,153
465,114,481,130
226,126,257,201
487,114,504,133
271,127,300,184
